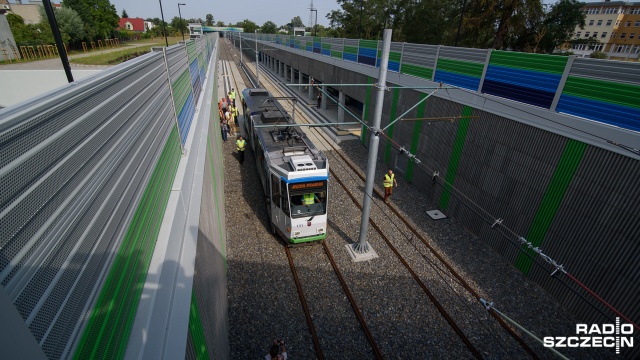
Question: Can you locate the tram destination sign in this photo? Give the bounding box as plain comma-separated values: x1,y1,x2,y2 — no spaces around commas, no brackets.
289,181,326,191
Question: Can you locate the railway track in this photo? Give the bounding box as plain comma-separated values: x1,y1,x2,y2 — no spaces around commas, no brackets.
222,38,540,359
221,40,383,359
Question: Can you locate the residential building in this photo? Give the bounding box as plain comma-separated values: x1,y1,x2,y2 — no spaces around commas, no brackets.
118,17,145,33
571,1,640,59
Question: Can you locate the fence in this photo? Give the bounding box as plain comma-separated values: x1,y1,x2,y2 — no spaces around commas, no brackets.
244,33,640,134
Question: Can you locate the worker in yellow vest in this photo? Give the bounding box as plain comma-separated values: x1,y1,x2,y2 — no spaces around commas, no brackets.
302,193,319,206
236,136,246,164
383,169,398,203
230,88,236,107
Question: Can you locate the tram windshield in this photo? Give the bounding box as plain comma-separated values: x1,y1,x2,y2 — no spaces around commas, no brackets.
288,180,327,219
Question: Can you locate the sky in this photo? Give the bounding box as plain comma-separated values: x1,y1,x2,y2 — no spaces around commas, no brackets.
107,0,341,27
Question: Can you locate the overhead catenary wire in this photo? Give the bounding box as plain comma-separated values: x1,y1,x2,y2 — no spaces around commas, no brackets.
372,132,637,330
480,300,571,360
231,37,639,334
326,151,517,358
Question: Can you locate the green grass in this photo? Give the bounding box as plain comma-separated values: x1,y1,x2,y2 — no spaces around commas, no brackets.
0,37,183,66
70,36,183,65
70,45,157,65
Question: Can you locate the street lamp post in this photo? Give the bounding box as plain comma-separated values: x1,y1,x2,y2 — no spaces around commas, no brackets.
158,0,169,46
255,30,260,86
178,3,186,41
310,9,318,36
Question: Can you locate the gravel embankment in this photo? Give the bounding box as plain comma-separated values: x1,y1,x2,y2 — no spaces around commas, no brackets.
226,130,614,359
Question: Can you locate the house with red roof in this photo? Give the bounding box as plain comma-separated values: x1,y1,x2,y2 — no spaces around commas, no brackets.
118,18,145,33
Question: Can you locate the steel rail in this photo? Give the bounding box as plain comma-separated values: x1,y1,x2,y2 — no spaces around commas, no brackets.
225,40,537,359
320,241,384,359
284,246,325,359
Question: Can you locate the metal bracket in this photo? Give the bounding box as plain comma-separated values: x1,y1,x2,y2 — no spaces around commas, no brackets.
491,218,503,229
374,82,388,91
479,298,494,310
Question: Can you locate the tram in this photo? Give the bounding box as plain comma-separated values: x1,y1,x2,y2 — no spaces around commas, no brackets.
241,88,328,244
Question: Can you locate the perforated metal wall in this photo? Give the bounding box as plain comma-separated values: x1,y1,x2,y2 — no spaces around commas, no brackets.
0,34,219,360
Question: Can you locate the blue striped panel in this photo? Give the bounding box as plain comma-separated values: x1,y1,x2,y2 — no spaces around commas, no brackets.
178,92,196,144
376,58,400,72
189,60,201,102
483,80,554,109
306,46,313,52
321,49,330,56
485,65,561,93
313,48,321,54
434,70,481,91
189,60,199,86
557,94,640,132
344,53,357,62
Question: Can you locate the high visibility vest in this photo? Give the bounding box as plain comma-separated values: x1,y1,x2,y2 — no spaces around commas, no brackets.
236,139,246,151
384,173,394,188
232,107,239,116
303,193,315,205
229,91,235,100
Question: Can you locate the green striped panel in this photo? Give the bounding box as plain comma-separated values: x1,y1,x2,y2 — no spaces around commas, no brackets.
436,58,484,78
489,50,567,74
172,71,192,113
362,76,373,145
401,63,433,80
322,43,331,50
384,88,400,163
188,291,210,359
515,139,586,275
562,76,640,109
406,93,427,182
439,106,473,210
344,46,358,54
74,128,182,360
306,41,313,48
359,39,378,49
331,51,342,59
187,40,197,63
377,50,401,62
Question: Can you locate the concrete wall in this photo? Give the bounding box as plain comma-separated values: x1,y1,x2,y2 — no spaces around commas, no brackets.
237,39,640,345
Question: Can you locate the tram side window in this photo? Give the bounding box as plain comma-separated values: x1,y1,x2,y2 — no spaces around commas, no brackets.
281,180,290,214
271,174,280,208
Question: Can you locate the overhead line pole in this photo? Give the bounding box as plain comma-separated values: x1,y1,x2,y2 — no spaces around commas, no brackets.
42,0,73,83
255,30,259,86
352,29,392,255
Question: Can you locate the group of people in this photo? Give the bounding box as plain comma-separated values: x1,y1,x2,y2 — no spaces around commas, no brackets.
219,89,239,142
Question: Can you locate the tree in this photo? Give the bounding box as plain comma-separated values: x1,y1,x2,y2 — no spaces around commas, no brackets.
239,19,258,33
260,21,277,34
205,14,213,26
39,5,86,46
590,51,607,59
537,0,586,53
121,9,128,18
291,16,304,28
62,0,119,40
170,16,188,36
6,11,58,46
327,0,409,40
216,20,225,27
404,0,458,45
